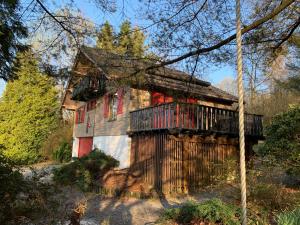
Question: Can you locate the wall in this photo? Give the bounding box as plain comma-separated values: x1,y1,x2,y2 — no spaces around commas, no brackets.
93,87,131,136
74,108,96,137
72,137,79,157
93,135,131,168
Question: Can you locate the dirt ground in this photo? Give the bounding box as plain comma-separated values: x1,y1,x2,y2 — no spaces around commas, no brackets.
51,185,236,225
20,163,238,225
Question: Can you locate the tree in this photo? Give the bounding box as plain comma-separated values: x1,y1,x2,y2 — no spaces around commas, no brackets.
118,20,133,55
139,0,298,73
96,20,146,57
0,51,59,164
0,0,27,80
96,21,116,52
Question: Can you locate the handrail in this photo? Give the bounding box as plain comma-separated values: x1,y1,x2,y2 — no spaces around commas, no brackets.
129,102,263,136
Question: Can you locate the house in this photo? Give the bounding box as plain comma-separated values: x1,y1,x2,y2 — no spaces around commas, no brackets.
62,46,263,193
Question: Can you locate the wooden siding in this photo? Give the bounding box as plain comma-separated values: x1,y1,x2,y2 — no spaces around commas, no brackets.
73,87,244,138
74,107,96,137
130,133,238,194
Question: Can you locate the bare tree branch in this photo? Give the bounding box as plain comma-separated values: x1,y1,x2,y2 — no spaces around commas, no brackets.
145,0,295,71
273,16,300,50
35,0,78,45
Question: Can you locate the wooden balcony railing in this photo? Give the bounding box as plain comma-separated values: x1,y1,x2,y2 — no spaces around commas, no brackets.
130,102,263,137
72,75,106,101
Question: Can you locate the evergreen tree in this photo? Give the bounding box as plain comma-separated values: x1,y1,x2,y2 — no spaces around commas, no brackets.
96,21,115,51
0,51,59,164
131,27,146,57
118,20,133,55
96,20,146,57
0,0,28,80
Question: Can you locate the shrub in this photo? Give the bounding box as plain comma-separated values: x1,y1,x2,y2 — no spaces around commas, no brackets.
257,105,300,176
53,150,119,191
160,199,240,225
41,121,73,161
276,207,300,225
52,141,72,163
0,153,25,222
249,182,300,211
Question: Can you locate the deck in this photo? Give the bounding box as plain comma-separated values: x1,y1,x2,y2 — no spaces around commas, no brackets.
130,102,263,137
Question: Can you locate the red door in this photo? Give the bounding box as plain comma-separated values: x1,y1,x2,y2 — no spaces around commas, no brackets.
78,137,93,158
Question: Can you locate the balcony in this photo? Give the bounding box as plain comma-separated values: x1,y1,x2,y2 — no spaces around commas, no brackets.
71,76,106,101
130,102,263,137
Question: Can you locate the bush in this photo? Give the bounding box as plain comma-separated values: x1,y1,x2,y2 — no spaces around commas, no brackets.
41,122,73,161
52,141,72,163
276,207,300,225
249,182,300,211
257,105,300,175
160,199,240,225
53,150,119,191
0,153,25,222
160,199,268,225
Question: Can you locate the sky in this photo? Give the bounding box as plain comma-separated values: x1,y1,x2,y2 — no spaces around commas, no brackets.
0,0,236,97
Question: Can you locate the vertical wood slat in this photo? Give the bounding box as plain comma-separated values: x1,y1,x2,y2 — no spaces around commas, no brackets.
131,133,239,194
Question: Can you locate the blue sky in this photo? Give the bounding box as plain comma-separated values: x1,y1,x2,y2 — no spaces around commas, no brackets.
0,0,235,97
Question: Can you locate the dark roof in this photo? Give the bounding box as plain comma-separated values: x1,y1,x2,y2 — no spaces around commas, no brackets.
79,46,238,103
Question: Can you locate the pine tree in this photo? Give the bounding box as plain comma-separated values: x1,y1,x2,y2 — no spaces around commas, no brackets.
0,51,59,164
96,20,147,57
131,27,146,57
96,21,115,51
118,20,133,55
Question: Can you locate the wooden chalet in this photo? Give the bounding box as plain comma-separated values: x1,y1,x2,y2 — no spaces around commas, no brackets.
62,46,263,194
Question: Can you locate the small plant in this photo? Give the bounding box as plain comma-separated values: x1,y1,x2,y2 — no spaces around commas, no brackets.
52,141,72,163
276,207,300,225
0,153,25,222
53,150,119,191
160,199,240,225
249,182,300,211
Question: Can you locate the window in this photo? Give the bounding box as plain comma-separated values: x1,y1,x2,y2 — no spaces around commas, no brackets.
87,99,97,111
103,88,124,120
108,94,118,120
75,106,85,124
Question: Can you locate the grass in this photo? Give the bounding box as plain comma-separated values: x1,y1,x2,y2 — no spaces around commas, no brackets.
276,207,300,225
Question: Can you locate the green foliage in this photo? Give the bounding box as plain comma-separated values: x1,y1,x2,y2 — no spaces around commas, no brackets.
0,50,59,164
160,199,239,225
53,150,119,191
41,121,73,161
276,208,300,225
96,20,146,57
249,182,300,211
0,153,26,222
96,21,115,52
257,105,300,175
0,0,28,80
52,141,72,163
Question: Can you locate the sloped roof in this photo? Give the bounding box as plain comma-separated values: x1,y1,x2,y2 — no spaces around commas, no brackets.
79,46,238,103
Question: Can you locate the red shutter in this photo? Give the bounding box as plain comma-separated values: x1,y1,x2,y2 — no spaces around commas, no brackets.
117,88,124,114
103,94,109,118
151,92,165,105
187,98,197,103
164,95,173,103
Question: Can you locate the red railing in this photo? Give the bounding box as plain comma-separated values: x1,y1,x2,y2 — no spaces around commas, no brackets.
130,102,263,136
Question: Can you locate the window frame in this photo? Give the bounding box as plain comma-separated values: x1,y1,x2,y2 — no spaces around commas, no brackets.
108,93,118,121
